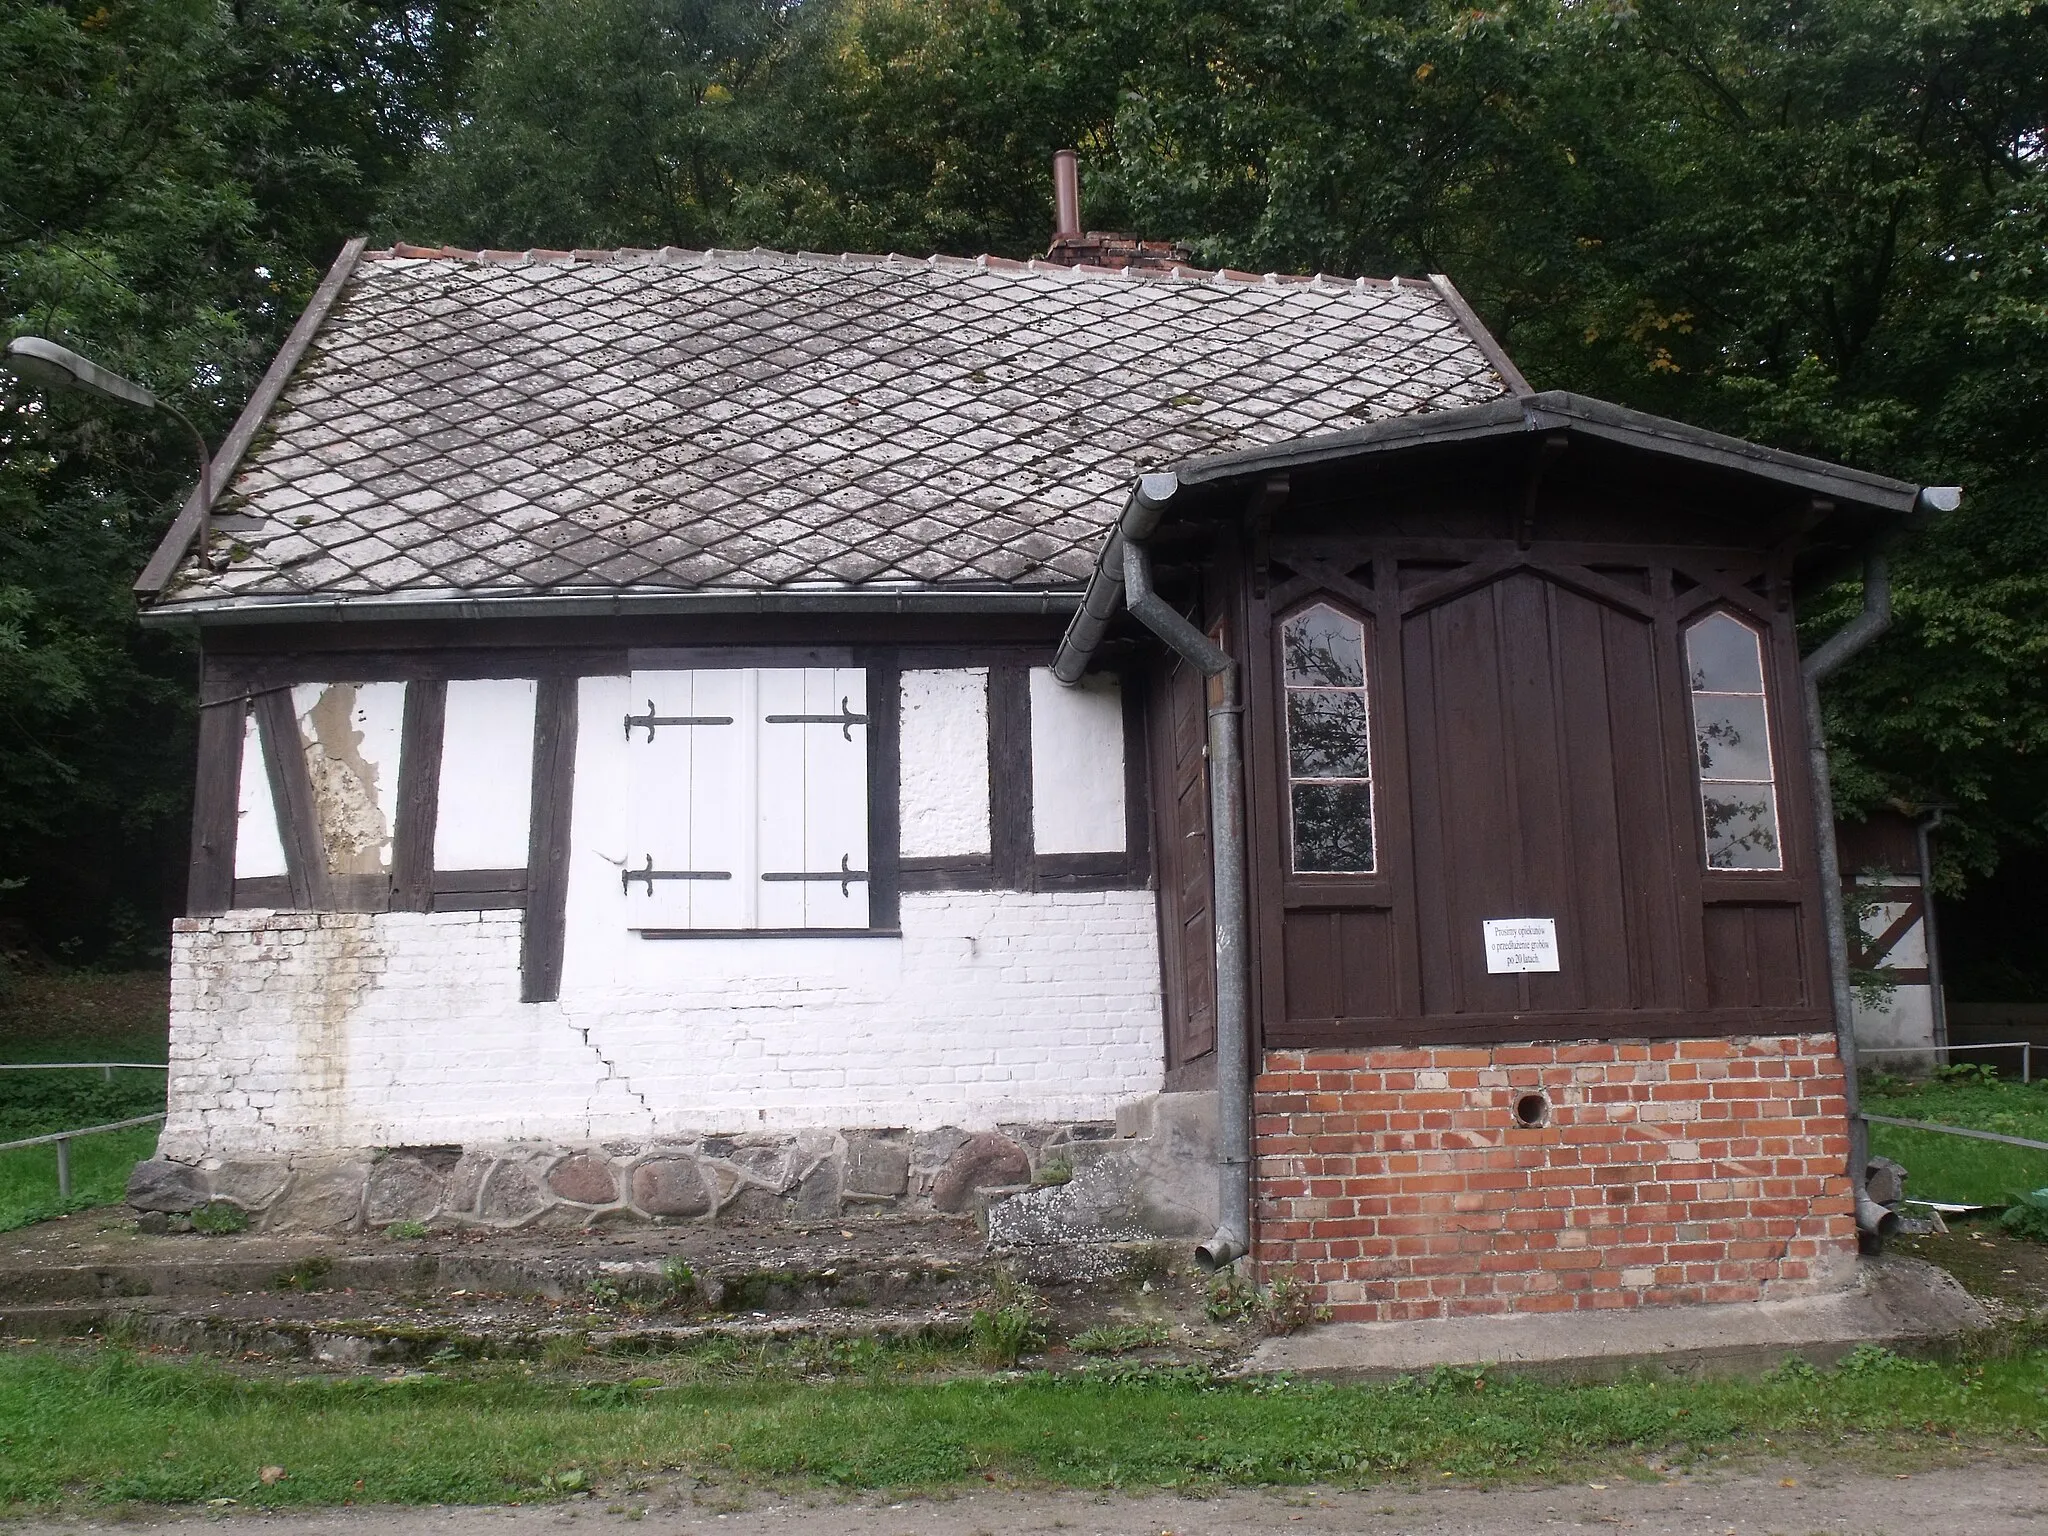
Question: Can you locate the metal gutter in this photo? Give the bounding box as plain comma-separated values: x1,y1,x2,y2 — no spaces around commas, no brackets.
136,237,369,596
140,584,1084,628
1050,472,1181,685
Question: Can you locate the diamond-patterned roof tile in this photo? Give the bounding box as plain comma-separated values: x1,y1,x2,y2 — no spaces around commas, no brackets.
160,247,1513,604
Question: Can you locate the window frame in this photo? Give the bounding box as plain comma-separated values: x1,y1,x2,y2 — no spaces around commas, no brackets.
1682,608,1786,874
1275,598,1381,880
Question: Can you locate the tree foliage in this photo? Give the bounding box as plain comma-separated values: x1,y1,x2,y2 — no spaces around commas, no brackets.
1,0,485,962
5,0,2047,963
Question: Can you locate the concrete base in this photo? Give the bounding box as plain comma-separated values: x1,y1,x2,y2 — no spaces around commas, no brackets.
1244,1255,1987,1381
986,1091,1218,1247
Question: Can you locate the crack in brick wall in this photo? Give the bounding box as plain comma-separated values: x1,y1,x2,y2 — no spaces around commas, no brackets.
162,890,1161,1158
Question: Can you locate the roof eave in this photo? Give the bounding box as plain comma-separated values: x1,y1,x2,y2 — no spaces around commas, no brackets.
1175,390,1925,515
138,584,1087,629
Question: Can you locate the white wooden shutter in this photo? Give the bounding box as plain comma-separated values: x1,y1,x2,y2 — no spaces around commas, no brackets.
626,670,743,929
794,668,868,928
627,667,868,930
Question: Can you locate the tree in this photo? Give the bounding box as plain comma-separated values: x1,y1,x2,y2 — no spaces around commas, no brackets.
1,0,486,963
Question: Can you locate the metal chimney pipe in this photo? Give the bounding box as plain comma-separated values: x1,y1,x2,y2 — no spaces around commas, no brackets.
1053,149,1081,239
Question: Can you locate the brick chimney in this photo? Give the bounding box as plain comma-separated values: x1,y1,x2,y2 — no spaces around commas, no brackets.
1044,149,1194,271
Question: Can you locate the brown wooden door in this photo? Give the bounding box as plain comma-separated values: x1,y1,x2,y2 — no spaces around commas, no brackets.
1154,652,1216,1070
1402,568,1690,1017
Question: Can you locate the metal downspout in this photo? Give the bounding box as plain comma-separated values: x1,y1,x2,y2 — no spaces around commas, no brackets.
1120,539,1251,1271
1050,471,1253,1271
1800,553,1898,1241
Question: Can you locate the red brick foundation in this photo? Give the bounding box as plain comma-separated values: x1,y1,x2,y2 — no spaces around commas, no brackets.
1254,1035,1859,1321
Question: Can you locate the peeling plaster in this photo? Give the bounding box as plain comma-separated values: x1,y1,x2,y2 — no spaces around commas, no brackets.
294,682,404,875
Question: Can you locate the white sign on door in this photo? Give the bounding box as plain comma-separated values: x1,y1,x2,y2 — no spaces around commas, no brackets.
1483,918,1560,974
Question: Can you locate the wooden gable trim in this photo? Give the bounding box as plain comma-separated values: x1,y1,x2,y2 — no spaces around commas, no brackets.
138,238,368,596
1427,275,1532,397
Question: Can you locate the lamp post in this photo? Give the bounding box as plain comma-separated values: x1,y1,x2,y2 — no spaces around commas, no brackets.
3,336,215,568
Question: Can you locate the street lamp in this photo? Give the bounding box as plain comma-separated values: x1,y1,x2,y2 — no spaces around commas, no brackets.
3,336,216,569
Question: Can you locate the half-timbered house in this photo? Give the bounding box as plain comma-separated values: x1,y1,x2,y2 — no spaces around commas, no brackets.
128,201,1956,1318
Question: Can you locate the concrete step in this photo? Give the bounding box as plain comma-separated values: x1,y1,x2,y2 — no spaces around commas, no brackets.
0,1246,987,1310
0,1294,975,1366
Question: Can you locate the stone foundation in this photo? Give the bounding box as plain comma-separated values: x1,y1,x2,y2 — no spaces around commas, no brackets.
127,1119,1124,1234
1254,1035,1861,1321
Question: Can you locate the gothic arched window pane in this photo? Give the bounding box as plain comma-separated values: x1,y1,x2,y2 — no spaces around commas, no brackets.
1282,604,1375,874
1684,613,1782,871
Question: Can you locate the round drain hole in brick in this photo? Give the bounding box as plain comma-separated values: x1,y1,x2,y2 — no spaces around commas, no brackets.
1514,1092,1550,1128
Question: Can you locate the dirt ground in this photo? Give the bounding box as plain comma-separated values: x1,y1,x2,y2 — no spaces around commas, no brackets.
7,1460,2048,1536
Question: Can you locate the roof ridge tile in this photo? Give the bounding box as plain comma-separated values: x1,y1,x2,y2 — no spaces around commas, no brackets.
362,240,1431,294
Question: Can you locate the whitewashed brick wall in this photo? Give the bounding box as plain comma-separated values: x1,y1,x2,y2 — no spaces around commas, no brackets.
161,889,1164,1159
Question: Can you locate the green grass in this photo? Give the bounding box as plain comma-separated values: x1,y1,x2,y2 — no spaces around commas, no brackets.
0,1128,162,1233
0,1343,2041,1507
1864,1072,2048,1205
0,971,170,1231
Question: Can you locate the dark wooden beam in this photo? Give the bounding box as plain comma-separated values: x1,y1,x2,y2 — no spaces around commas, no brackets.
252,688,328,910
521,675,579,1003
988,664,1033,891
187,698,245,916
866,659,902,931
1119,666,1153,889
391,679,447,913
900,855,996,892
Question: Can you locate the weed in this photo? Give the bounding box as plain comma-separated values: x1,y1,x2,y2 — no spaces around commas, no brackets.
659,1258,697,1305
189,1201,248,1235
585,1278,623,1308
2001,1187,2048,1242
386,1220,429,1240
1069,1321,1169,1355
1204,1271,1324,1334
1835,1344,1931,1376
970,1304,1044,1368
1252,1273,1322,1336
1206,1271,1254,1323
1031,1158,1072,1187
529,1467,588,1494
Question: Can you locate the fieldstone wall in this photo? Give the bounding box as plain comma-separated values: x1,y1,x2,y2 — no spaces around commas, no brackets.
126,1120,1122,1234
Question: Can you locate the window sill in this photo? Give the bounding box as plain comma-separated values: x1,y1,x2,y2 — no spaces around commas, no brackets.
631,928,902,940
